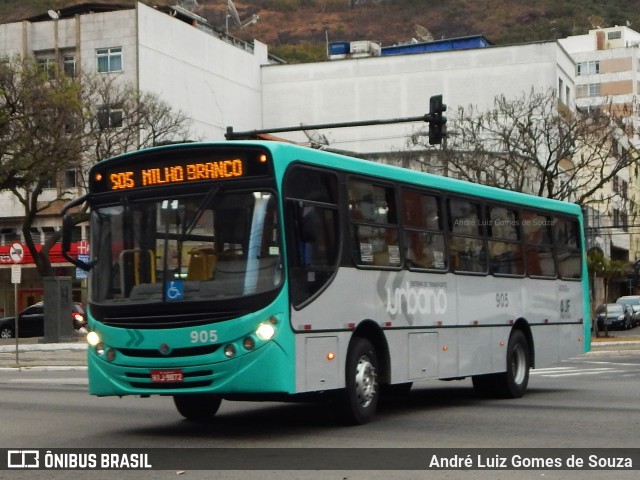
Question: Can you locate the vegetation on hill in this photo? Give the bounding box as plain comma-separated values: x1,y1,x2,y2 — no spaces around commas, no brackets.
3,0,640,62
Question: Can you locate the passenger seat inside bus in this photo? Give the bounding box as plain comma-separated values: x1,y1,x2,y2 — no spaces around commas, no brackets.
187,248,218,281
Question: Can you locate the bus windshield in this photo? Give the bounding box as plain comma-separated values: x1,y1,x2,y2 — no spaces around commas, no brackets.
89,189,282,305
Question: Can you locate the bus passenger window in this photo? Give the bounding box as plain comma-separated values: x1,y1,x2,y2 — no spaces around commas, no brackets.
284,167,340,308
447,198,487,273
401,189,446,270
522,211,556,277
347,180,402,267
555,217,582,279
353,225,400,266
449,235,486,273
487,206,524,275
348,180,400,268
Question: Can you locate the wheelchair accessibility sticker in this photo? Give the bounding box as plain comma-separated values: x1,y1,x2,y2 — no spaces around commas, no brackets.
166,281,184,301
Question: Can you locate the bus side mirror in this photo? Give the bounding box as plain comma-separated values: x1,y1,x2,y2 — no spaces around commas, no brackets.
61,213,92,271
60,194,92,271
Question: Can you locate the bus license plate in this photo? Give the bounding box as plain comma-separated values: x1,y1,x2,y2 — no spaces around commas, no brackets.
151,370,183,383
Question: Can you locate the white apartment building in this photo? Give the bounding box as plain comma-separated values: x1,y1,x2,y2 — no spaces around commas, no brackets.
0,2,275,310
560,26,640,293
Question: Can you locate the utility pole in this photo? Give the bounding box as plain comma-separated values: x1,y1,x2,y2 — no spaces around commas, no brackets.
225,95,447,145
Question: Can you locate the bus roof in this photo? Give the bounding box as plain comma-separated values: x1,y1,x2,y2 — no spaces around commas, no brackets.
102,140,583,217
254,141,582,217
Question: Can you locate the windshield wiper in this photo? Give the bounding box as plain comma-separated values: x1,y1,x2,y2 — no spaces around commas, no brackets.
184,185,220,236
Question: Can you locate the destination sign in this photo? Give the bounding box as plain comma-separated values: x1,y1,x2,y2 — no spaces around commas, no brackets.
109,159,244,190
90,146,272,193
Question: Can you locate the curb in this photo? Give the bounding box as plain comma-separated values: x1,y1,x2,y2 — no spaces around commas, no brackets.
0,342,87,353
0,366,88,372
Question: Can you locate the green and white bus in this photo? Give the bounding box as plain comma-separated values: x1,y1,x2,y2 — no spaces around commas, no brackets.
62,141,590,424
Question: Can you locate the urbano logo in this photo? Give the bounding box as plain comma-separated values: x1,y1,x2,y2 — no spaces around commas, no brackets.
8,450,39,468
386,281,448,316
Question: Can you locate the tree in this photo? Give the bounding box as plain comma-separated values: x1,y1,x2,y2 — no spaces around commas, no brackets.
78,74,193,168
0,56,84,276
0,56,194,277
409,88,638,206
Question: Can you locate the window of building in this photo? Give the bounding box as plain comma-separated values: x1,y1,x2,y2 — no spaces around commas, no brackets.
0,228,20,246
576,60,599,76
41,226,57,244
42,176,57,189
576,83,601,98
37,57,57,80
63,55,76,77
558,78,564,102
96,47,122,73
613,208,629,231
63,168,79,188
608,31,622,40
30,227,42,244
97,104,124,129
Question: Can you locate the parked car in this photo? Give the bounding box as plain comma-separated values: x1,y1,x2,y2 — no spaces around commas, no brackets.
0,302,86,339
595,303,635,331
72,303,86,330
616,295,640,327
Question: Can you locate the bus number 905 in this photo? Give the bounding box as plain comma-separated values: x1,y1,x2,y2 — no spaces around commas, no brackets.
496,292,509,308
190,330,219,344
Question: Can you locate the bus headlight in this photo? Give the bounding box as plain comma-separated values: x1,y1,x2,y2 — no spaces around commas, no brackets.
256,322,276,341
87,331,101,347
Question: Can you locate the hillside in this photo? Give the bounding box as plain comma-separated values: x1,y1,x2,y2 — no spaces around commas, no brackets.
3,0,640,61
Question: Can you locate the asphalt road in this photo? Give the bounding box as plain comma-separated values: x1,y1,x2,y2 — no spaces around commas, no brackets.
1,348,639,479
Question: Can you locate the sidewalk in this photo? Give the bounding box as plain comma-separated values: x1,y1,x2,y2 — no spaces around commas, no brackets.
0,337,88,369
0,336,639,369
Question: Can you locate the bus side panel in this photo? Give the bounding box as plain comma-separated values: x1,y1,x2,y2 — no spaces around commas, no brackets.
291,268,459,392
456,275,522,377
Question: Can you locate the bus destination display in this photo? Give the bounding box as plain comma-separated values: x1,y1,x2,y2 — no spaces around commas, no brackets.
109,159,244,190
91,149,272,193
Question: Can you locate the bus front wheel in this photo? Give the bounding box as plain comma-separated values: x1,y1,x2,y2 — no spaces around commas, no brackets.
339,337,379,425
173,394,222,421
472,330,530,399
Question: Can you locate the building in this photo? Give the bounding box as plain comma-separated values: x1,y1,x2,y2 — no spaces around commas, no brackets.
262,40,575,153
0,1,276,312
560,26,640,299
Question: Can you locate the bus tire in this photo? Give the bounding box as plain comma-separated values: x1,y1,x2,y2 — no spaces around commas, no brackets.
472,330,530,399
173,394,222,421
339,337,379,425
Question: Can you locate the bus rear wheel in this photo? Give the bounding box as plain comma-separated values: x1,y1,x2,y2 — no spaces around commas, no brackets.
339,337,379,425
472,330,530,399
173,394,222,421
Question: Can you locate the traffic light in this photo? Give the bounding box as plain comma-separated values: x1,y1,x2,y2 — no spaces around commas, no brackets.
428,94,447,145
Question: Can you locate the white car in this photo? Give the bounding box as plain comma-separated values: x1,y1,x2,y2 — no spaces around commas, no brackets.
616,296,640,328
